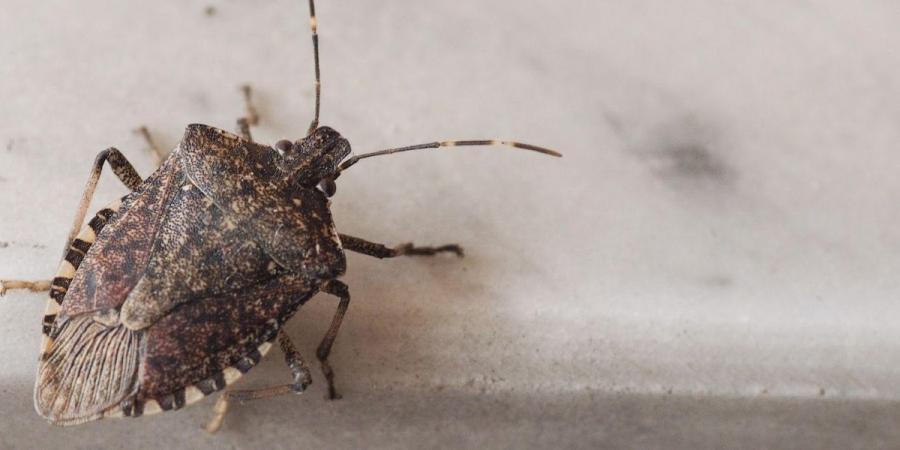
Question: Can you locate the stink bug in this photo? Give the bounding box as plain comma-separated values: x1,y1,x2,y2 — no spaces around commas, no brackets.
0,0,560,432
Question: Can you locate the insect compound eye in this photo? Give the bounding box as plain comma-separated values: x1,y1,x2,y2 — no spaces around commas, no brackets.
316,177,337,197
274,139,293,155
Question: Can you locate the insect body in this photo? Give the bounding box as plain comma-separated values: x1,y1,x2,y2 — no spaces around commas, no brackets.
1,0,559,432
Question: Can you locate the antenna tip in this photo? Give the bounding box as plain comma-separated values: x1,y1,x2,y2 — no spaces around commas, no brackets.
504,141,562,157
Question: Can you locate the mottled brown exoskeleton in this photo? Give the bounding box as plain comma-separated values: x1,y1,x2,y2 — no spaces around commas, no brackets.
0,0,560,432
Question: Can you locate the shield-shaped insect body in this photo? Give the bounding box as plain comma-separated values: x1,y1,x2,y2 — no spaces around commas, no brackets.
35,125,350,425
3,0,560,431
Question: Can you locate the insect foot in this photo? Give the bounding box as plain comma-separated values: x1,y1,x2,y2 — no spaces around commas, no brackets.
205,396,230,434
278,331,313,393
289,362,313,393
338,235,465,259
396,243,464,258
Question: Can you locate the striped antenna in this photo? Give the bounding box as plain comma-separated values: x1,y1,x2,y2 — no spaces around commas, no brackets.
338,139,561,172
306,0,321,136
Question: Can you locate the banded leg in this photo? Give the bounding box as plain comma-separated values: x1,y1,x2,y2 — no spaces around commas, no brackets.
317,279,350,400
134,126,167,165
0,280,51,296
236,84,260,141
204,331,312,433
339,234,464,259
2,148,141,297
63,148,142,254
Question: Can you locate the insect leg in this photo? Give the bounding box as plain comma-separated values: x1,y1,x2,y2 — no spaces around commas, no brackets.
316,279,350,400
62,148,142,254
339,234,463,258
203,332,313,433
278,330,313,393
205,384,295,433
134,126,167,166
236,84,260,141
0,280,51,296
2,148,141,296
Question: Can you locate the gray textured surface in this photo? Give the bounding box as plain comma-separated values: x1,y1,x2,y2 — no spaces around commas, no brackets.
1,0,899,448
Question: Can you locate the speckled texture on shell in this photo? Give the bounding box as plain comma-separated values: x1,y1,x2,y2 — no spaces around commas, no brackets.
60,156,180,319
35,123,348,424
118,171,280,330
180,124,347,278
140,272,315,400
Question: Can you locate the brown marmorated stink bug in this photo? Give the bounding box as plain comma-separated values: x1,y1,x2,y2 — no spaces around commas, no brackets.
0,0,560,432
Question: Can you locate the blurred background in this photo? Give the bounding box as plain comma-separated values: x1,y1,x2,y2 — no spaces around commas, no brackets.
1,0,898,448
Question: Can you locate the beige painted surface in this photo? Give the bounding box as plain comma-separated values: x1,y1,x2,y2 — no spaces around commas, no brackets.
1,0,898,448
